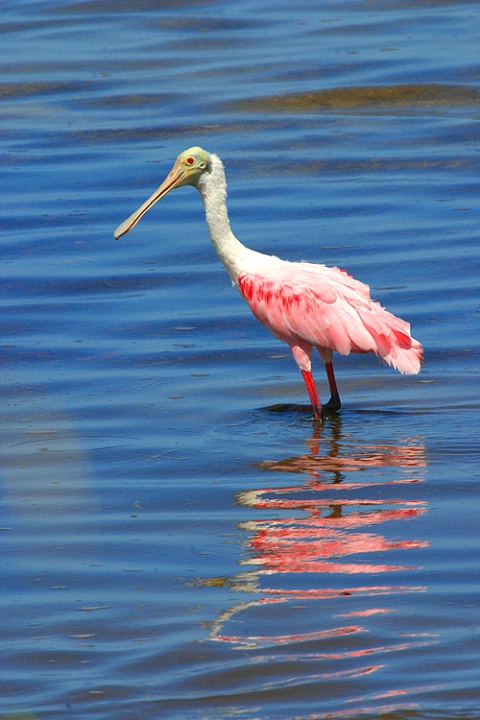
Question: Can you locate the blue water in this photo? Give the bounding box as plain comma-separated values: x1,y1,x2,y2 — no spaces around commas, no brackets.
1,1,479,719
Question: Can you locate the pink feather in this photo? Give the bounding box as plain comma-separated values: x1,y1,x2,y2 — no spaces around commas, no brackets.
238,261,423,375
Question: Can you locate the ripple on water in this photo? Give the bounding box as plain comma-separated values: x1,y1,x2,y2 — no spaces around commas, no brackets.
1,0,480,718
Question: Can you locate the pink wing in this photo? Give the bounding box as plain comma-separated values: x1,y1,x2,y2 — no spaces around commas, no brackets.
238,260,423,374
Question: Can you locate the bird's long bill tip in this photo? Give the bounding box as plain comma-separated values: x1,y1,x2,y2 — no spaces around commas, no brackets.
113,195,156,240
113,218,132,240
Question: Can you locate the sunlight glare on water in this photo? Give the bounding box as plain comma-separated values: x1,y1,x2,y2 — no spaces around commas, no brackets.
1,1,479,719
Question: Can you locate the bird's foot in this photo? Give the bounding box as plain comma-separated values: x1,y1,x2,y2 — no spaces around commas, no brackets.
311,403,324,423
312,398,341,423
323,394,341,413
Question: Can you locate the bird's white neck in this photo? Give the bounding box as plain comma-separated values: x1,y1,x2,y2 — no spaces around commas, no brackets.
195,153,248,283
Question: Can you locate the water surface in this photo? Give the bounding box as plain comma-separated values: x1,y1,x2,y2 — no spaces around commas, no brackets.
1,1,479,719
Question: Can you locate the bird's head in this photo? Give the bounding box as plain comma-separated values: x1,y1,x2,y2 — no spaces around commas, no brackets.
114,146,210,239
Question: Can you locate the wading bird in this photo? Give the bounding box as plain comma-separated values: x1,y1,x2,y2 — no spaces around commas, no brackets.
115,147,423,420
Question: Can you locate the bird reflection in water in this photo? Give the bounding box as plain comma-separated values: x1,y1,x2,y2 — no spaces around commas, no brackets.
204,417,430,652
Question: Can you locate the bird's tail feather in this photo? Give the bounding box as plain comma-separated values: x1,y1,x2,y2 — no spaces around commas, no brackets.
364,314,423,375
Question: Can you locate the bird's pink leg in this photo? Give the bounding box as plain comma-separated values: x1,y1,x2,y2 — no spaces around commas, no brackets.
324,362,341,411
301,370,323,420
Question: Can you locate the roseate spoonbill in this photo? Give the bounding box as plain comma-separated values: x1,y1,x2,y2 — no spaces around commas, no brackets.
115,146,423,420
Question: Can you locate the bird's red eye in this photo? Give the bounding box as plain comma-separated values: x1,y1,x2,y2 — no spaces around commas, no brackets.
186,156,195,165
